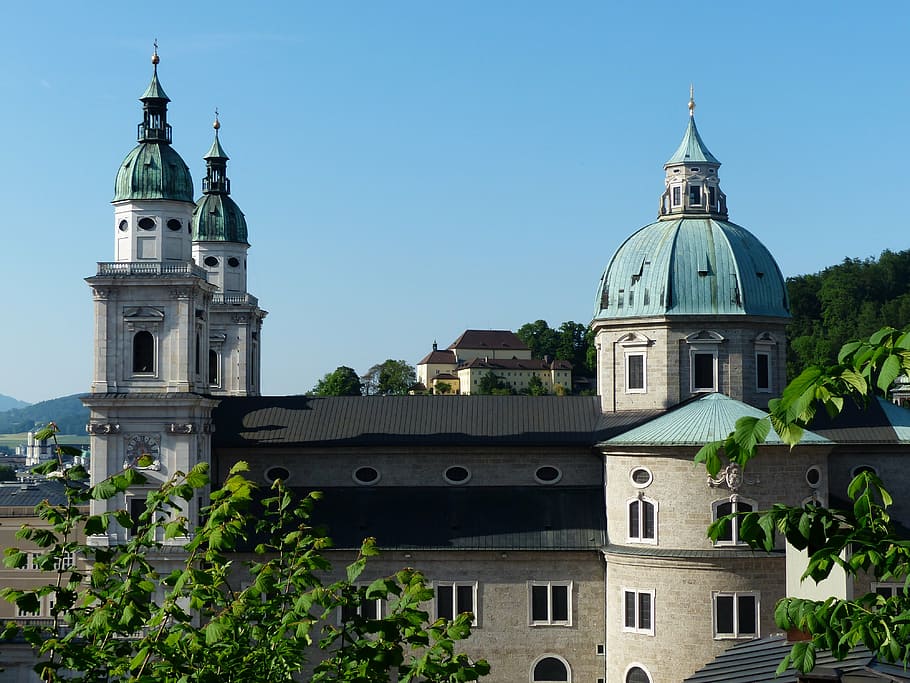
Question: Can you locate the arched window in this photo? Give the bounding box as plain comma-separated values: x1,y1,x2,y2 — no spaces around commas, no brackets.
132,331,154,373
627,495,657,543
531,655,570,682
712,497,756,545
208,349,219,385
625,665,652,683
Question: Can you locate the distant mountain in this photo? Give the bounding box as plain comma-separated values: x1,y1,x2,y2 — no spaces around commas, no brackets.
0,394,88,435
0,394,30,412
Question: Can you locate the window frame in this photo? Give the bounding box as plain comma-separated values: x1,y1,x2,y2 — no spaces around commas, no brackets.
712,496,756,546
872,582,905,598
625,352,647,393
622,587,655,635
755,350,771,393
691,350,717,392
624,663,653,683
338,585,385,623
712,591,759,639
132,330,156,375
528,580,573,626
627,495,658,545
530,654,572,682
435,581,478,625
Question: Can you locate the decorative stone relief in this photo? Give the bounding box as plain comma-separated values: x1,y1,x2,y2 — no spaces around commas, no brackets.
86,423,121,435
707,463,760,492
167,423,195,434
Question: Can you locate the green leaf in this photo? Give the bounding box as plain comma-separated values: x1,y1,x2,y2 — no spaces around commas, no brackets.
694,440,724,477
877,354,902,394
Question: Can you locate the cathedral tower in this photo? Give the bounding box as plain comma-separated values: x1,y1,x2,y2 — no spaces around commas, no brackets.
591,92,790,412
83,49,216,545
191,116,266,396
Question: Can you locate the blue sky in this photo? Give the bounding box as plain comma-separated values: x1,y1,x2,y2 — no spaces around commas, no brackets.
2,2,908,404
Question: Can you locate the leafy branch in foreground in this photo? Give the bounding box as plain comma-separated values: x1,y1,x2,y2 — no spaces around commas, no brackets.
694,326,910,673
2,424,489,682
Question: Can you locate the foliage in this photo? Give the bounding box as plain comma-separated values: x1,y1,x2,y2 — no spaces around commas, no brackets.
0,394,87,435
433,382,452,395
694,326,910,673
523,376,548,396
515,320,594,378
0,464,16,481
1,425,489,682
362,360,417,396
312,365,363,396
476,372,513,396
786,249,910,379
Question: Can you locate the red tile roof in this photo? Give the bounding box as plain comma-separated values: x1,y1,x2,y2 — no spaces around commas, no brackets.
448,329,529,351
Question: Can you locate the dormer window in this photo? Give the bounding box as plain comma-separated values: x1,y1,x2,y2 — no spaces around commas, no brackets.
691,167,700,172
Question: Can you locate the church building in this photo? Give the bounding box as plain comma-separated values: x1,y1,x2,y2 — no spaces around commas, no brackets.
80,55,910,683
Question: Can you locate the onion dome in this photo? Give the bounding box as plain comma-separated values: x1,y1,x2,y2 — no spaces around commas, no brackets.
113,48,194,202
594,92,790,320
191,115,248,243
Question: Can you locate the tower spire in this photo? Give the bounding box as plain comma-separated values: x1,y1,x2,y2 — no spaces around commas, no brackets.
138,41,172,144
688,83,695,117
203,110,230,195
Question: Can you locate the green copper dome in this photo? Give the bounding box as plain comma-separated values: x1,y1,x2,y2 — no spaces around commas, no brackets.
113,55,194,203
192,194,248,243
114,143,194,202
191,124,248,243
594,218,790,319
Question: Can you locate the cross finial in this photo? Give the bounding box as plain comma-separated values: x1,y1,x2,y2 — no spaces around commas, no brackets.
688,84,695,117
152,39,160,66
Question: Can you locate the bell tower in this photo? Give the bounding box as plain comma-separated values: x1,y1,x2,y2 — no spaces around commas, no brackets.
83,47,216,545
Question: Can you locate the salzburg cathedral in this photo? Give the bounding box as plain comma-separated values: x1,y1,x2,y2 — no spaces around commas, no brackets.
7,50,910,682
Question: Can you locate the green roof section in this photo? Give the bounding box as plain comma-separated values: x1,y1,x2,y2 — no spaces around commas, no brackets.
113,142,194,202
192,194,248,243
877,398,910,442
666,115,719,165
140,69,170,102
204,131,229,160
603,393,831,446
594,218,791,319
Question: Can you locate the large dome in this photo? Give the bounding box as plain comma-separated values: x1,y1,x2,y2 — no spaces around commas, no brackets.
192,193,248,243
594,217,789,319
113,142,194,203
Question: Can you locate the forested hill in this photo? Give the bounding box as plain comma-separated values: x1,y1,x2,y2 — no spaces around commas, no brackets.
787,248,910,378
0,394,87,435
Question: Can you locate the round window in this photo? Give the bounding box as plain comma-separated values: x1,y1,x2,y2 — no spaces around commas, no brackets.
534,466,562,485
204,256,219,267
138,217,156,230
353,466,380,485
167,219,182,231
805,465,822,488
265,466,290,483
444,466,471,485
118,219,128,232
228,257,240,268
851,464,878,478
630,467,653,488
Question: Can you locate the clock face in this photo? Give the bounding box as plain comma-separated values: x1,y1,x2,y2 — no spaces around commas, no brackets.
126,434,160,462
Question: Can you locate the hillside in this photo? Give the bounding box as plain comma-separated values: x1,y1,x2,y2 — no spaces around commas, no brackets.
0,394,88,435
0,394,30,412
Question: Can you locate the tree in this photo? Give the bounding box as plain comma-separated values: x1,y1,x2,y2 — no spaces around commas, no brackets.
0,464,16,481
516,319,595,380
524,375,548,396
516,320,559,360
695,326,910,674
312,365,363,396
477,371,513,395
1,425,490,682
361,360,417,396
434,382,452,395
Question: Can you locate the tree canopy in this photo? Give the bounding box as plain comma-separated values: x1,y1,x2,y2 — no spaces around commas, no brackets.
476,371,513,395
695,325,910,674
311,365,363,396
2,426,489,682
515,319,594,378
361,360,418,396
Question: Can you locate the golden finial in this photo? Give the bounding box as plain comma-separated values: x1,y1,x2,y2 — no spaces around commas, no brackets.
213,108,221,131
688,84,695,117
152,39,159,66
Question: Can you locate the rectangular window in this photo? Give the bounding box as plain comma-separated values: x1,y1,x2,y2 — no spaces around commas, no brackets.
714,592,758,638
672,186,681,205
709,186,716,208
692,352,716,391
756,352,770,392
873,582,905,598
623,588,655,635
529,581,572,626
626,353,646,393
689,184,702,205
436,582,477,624
340,586,384,622
713,498,754,546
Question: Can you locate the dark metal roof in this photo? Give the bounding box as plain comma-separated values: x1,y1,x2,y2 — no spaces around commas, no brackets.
448,330,529,352
212,395,658,448
808,398,910,444
0,480,70,508
417,349,456,365
604,543,785,560
684,635,900,682
296,486,605,550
